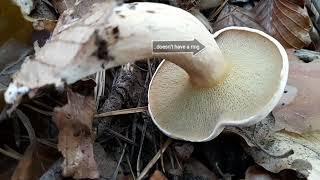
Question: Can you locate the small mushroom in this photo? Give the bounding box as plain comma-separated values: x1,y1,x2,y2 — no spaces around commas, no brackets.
4,2,288,141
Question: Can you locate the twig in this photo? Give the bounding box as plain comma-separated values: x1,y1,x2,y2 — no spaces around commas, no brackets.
23,104,53,116
94,70,106,108
0,147,22,160
104,126,135,145
215,162,234,180
126,154,136,180
15,109,36,144
95,106,148,118
130,118,138,159
160,135,165,173
137,139,172,180
3,144,23,158
173,150,182,170
136,119,147,176
32,100,53,110
147,59,153,77
111,143,127,180
208,0,229,22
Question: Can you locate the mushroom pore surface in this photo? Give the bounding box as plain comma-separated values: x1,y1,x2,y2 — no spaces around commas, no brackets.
149,28,286,141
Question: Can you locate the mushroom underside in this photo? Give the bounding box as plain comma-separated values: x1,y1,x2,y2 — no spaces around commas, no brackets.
148,29,285,141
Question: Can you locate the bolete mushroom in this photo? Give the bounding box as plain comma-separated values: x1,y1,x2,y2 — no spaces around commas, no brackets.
4,2,288,141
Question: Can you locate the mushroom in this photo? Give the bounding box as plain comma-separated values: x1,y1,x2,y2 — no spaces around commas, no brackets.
4,2,288,141
149,27,288,141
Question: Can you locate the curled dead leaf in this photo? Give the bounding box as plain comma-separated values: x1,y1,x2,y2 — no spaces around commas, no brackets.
233,52,320,178
53,90,98,179
212,3,264,32
254,0,312,48
246,130,320,179
150,170,168,180
273,52,320,134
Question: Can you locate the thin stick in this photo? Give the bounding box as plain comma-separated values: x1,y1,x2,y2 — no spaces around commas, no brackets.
137,139,172,180
136,119,147,176
126,154,136,180
111,143,127,180
4,144,23,157
32,100,53,110
16,109,36,143
0,147,22,160
104,126,135,145
94,106,148,118
208,0,229,21
23,104,53,116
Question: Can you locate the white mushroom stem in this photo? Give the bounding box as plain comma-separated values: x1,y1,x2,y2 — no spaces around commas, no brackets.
107,3,228,87
5,2,229,104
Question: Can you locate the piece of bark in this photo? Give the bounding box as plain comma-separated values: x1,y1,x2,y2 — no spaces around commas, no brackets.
53,90,98,179
97,63,148,138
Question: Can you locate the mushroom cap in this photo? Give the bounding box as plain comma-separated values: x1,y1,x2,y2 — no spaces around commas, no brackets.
148,27,288,142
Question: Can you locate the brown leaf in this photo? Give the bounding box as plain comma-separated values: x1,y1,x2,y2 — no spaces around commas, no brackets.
12,143,59,180
150,170,168,180
245,165,278,180
53,90,99,179
254,0,312,48
212,4,264,32
273,52,320,134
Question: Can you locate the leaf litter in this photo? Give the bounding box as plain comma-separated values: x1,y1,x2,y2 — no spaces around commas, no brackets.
0,0,320,179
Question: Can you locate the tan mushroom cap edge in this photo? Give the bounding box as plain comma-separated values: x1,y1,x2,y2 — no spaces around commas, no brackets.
148,26,289,142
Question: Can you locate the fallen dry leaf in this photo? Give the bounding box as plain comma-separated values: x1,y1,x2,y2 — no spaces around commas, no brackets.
246,130,320,179
150,170,168,180
254,0,312,48
226,52,320,179
212,3,264,32
245,165,277,180
12,143,59,180
53,90,98,179
5,0,116,104
273,53,320,134
12,109,59,180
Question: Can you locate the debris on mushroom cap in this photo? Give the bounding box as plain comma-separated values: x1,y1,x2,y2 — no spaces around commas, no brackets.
148,27,288,141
